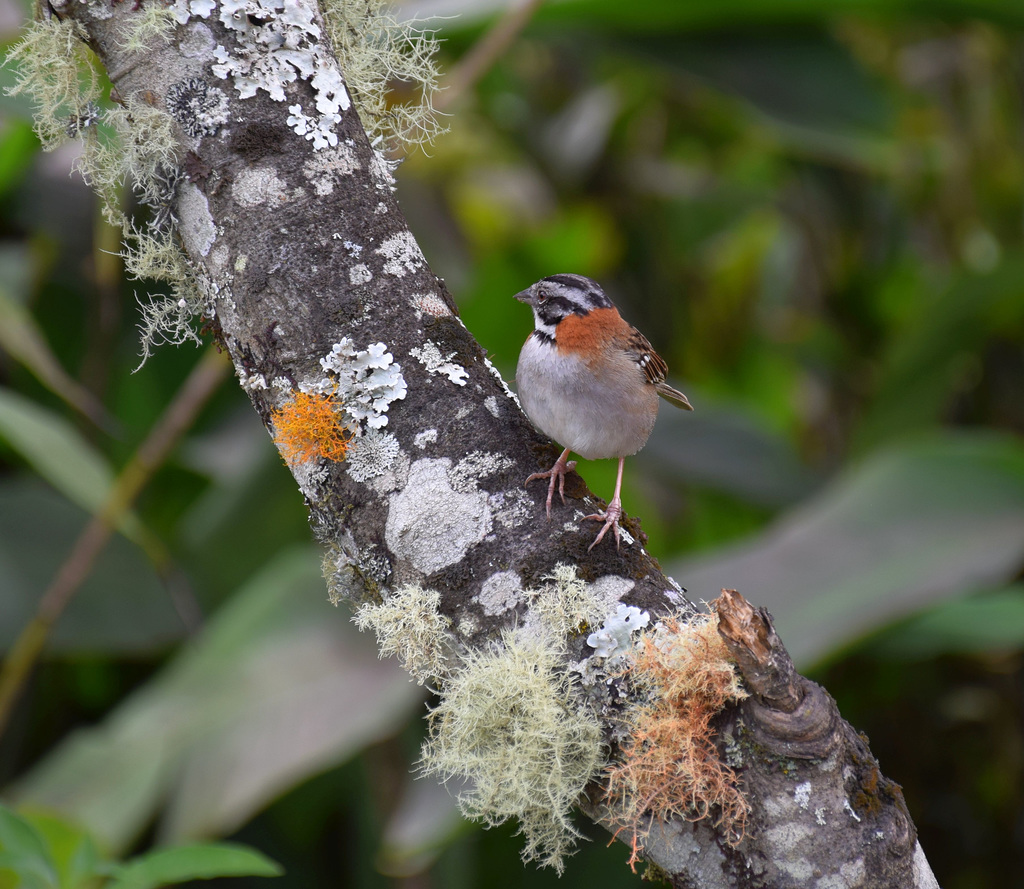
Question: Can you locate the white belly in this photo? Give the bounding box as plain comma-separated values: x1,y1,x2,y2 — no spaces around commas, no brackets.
516,336,658,460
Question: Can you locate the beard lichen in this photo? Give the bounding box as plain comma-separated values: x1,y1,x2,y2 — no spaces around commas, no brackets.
420,628,605,874
603,614,750,868
321,0,446,152
352,583,453,685
5,18,203,366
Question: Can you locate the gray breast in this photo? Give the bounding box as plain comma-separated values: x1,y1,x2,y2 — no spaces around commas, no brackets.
516,336,658,460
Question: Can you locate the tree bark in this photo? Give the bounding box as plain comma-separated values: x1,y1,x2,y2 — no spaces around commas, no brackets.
48,2,940,886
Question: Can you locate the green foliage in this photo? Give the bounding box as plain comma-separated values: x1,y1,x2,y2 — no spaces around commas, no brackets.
0,0,1022,886
0,803,281,888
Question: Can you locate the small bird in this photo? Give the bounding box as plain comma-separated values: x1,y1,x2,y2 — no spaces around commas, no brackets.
514,273,693,550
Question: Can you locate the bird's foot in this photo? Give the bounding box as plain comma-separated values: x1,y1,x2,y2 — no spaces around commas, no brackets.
524,448,577,519
584,497,623,551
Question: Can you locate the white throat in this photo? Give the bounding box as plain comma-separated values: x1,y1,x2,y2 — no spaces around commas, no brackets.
532,309,556,340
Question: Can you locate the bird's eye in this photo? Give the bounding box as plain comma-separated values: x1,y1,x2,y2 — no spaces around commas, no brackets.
537,289,548,303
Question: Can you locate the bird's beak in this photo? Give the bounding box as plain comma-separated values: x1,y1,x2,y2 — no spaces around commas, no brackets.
514,286,535,306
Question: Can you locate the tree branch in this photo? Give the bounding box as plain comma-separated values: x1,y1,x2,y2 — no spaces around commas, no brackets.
41,2,940,886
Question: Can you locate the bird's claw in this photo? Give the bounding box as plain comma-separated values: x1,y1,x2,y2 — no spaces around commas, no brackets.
585,499,623,551
524,450,577,518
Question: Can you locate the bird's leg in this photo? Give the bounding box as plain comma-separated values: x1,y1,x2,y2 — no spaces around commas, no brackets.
525,447,577,519
585,456,625,550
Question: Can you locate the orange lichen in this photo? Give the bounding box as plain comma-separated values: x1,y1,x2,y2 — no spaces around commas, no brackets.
604,615,749,868
272,389,353,465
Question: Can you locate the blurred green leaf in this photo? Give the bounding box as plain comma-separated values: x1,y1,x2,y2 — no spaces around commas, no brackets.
621,30,891,132
640,397,821,507
16,811,102,889
8,548,421,854
0,388,140,539
854,257,1024,451
536,0,1024,31
0,121,39,199
669,433,1024,666
0,805,59,889
866,585,1024,659
0,278,112,429
106,843,282,888
0,479,182,655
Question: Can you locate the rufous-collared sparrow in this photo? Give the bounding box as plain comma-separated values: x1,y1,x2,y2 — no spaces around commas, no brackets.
514,273,693,550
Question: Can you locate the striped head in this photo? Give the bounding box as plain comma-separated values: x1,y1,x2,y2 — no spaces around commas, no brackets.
514,273,614,341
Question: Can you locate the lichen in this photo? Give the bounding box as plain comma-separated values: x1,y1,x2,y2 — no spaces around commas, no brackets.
410,341,468,386
166,77,230,138
375,230,425,277
271,388,354,465
353,583,452,684
346,428,400,482
5,18,204,366
528,564,608,637
319,338,408,430
202,0,351,150
4,18,101,150
448,451,514,494
410,292,452,318
320,0,445,152
586,604,650,658
604,615,750,867
385,458,492,574
421,628,605,873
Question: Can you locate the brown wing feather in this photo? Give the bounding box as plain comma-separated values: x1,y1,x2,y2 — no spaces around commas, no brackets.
627,328,694,410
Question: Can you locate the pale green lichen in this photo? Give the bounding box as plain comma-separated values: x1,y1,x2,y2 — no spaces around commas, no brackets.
421,629,605,873
529,564,607,637
5,19,200,365
4,17,102,150
321,0,446,151
353,583,453,684
115,3,177,54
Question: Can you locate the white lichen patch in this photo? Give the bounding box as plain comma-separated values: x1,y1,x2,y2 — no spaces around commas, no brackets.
180,20,217,57
483,355,521,407
303,141,360,195
176,181,217,256
346,429,400,483
476,571,526,616
794,781,812,810
202,0,350,150
376,231,424,277
414,428,438,449
489,488,532,529
385,458,492,574
232,166,288,207
449,451,515,494
586,604,650,659
349,263,372,285
319,338,407,429
411,292,453,318
484,395,500,418
410,341,468,386
353,583,452,684
588,574,636,609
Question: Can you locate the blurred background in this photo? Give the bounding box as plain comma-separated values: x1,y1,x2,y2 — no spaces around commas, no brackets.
1,0,1023,886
